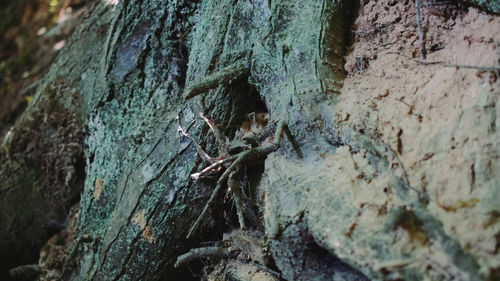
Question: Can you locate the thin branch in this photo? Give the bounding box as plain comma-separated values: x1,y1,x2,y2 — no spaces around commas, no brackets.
414,59,500,71
385,51,500,71
186,183,223,239
413,59,444,65
228,170,247,230
184,61,249,100
186,122,301,239
200,112,227,154
190,155,238,180
415,0,427,59
186,144,278,239
177,116,215,164
174,246,231,268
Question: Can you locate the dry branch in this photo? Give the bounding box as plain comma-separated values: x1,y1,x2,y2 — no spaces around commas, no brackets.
415,0,427,59
183,62,249,100
177,116,215,164
186,121,302,239
174,246,231,268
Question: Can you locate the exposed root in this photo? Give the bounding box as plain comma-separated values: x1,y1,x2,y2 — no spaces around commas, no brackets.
177,116,215,164
186,121,302,239
176,230,279,280
183,61,249,100
415,0,427,59
174,246,232,268
228,169,247,231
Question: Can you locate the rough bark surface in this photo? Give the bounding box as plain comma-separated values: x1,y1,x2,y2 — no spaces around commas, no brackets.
63,0,363,279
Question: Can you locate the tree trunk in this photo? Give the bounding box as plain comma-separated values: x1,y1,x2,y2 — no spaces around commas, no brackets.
1,0,499,280
59,0,362,279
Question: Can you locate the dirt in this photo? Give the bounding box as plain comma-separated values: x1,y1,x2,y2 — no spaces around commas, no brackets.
38,204,80,281
342,0,499,149
333,0,499,278
7,204,80,281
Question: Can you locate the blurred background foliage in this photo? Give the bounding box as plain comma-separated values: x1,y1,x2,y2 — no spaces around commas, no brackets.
0,0,87,143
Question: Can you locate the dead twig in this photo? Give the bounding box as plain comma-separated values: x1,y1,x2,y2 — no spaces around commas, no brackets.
177,116,215,164
413,59,443,65
414,60,500,71
186,121,302,239
191,155,238,180
199,112,227,154
385,52,500,71
443,64,500,71
174,246,232,268
183,61,249,100
228,169,247,230
415,0,427,59
186,143,278,239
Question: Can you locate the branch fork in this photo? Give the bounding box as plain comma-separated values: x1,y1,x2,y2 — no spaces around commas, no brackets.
181,116,302,239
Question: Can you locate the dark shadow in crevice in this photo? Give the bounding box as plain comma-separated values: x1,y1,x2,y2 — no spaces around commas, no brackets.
269,221,370,281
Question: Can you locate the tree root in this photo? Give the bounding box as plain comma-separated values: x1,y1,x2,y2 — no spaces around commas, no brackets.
183,61,249,100
174,246,232,268
186,121,302,239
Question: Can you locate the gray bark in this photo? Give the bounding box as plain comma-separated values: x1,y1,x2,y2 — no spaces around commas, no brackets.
57,0,362,280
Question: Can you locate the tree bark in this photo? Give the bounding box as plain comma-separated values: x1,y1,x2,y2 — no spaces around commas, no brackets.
55,0,360,280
